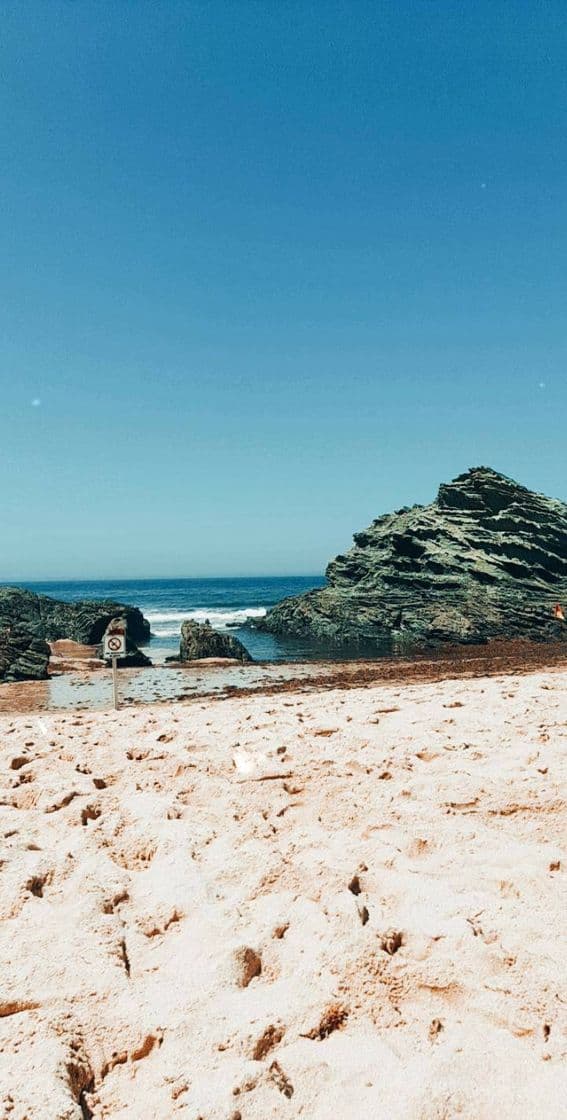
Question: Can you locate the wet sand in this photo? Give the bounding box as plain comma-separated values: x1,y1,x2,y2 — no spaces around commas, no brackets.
1,638,565,714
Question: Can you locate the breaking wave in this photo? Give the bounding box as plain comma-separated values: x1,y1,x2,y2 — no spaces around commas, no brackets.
147,607,267,637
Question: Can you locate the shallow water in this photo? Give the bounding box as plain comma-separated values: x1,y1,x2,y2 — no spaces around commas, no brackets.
2,661,332,712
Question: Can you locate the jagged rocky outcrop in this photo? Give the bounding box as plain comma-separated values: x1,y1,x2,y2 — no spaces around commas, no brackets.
0,587,150,645
0,586,150,649
260,467,567,649
0,624,51,681
177,621,253,663
0,588,151,680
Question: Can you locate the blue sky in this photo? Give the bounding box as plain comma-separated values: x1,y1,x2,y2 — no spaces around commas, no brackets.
1,1,566,578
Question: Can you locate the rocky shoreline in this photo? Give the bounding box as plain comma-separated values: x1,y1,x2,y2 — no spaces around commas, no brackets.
0,590,259,683
0,588,151,681
3,468,565,683
259,467,567,649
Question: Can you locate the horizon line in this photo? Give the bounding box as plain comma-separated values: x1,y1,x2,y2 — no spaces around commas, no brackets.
0,573,325,584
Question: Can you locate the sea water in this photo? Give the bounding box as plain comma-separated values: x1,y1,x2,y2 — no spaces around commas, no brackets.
12,576,328,662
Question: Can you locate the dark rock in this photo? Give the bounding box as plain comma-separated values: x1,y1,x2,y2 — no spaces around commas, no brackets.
260,467,567,649
0,587,150,645
98,617,152,668
0,588,151,680
0,623,50,681
178,621,253,662
112,642,151,668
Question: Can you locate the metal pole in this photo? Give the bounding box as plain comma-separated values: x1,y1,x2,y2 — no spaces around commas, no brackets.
112,656,119,710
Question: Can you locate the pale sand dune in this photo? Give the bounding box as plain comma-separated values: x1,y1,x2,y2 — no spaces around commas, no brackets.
0,669,565,1118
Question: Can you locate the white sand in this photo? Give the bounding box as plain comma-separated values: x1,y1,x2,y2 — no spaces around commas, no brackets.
0,668,565,1118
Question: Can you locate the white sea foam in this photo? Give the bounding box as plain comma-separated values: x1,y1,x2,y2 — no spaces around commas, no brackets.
147,607,267,636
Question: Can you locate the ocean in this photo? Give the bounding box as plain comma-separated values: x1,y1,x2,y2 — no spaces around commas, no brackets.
13,576,327,662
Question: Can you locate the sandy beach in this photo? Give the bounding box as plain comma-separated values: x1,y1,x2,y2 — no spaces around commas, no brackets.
1,661,566,1118
4,2,567,1116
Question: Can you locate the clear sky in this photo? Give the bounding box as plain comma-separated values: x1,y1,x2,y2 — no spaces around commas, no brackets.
1,1,566,579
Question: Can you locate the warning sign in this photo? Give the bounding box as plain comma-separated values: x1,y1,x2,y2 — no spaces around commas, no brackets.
103,621,127,660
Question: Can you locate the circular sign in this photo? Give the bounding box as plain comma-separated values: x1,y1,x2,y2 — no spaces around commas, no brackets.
107,636,123,652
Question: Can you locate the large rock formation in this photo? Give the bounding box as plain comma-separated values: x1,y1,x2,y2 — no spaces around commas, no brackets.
0,588,151,680
0,587,150,645
261,467,567,649
0,624,51,681
178,620,253,662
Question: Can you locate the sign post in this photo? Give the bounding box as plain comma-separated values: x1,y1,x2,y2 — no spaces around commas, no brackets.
112,656,119,709
103,621,127,711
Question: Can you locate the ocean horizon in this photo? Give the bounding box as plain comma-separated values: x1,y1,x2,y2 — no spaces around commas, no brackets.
3,576,327,662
